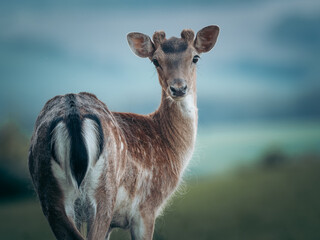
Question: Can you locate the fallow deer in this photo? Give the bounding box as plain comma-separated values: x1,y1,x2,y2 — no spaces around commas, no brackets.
28,25,219,240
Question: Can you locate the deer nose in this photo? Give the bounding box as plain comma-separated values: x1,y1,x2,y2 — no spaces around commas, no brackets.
169,79,188,98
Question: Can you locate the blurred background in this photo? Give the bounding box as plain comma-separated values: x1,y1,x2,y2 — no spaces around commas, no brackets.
0,0,320,239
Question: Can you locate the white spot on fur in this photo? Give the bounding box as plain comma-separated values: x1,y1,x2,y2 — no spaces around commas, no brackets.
82,154,107,218
116,186,128,204
136,170,153,199
82,118,100,165
131,214,145,240
51,159,79,221
113,186,132,227
179,94,196,119
51,122,76,187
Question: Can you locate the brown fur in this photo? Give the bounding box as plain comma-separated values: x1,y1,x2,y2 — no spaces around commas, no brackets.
29,25,219,240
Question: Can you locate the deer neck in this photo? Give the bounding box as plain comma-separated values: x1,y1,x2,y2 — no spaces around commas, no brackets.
152,85,198,165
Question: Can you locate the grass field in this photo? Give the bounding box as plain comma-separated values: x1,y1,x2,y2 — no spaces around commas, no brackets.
1,155,319,240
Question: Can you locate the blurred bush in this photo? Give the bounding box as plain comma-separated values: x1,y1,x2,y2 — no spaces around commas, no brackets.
259,147,288,168
0,120,32,198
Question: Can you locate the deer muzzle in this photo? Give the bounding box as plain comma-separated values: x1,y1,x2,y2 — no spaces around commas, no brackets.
169,78,188,99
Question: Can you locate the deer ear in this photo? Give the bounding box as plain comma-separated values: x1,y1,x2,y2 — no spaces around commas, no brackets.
194,25,219,53
127,32,155,58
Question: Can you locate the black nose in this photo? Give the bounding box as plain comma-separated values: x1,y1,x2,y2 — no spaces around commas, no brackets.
169,84,188,97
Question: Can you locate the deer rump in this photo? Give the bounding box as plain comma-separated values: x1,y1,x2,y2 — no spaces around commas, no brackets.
29,94,110,240
50,110,104,188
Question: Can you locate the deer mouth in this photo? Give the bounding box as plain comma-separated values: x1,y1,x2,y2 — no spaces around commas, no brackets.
168,92,188,101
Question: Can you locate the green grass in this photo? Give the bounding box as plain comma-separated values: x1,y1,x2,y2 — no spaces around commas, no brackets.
0,198,55,240
1,159,320,240
154,160,320,240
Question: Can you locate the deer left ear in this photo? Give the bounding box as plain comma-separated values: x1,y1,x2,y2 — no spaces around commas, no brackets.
127,32,155,58
194,25,219,53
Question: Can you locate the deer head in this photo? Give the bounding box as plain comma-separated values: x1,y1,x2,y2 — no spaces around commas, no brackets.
127,25,219,100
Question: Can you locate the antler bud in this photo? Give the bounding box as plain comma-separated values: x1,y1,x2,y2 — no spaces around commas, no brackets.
181,29,195,43
153,31,166,48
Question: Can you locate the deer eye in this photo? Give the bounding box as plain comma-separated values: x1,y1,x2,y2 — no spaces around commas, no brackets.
192,55,200,64
152,59,160,68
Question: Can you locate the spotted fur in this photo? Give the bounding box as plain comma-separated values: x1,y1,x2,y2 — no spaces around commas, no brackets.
29,25,219,240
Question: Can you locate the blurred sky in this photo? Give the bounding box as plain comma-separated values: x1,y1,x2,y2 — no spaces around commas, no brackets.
0,0,320,130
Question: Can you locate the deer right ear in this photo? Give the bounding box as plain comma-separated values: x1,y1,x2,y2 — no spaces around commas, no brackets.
127,32,155,58
194,25,219,53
